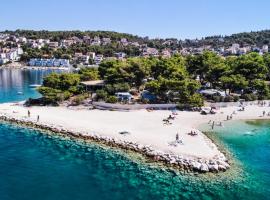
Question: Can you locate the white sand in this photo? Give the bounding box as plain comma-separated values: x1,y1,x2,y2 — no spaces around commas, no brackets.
1,103,270,160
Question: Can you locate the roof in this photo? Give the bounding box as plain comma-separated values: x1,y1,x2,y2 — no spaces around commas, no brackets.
115,92,132,96
199,89,226,96
81,80,105,86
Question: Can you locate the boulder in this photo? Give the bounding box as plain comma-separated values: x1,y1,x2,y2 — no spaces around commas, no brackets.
192,161,202,171
200,163,209,172
208,164,219,172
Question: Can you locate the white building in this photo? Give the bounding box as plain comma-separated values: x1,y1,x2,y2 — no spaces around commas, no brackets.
29,58,70,67
94,54,103,65
83,36,91,44
115,52,126,59
48,42,59,48
102,38,111,45
120,38,128,46
262,45,269,53
142,47,159,57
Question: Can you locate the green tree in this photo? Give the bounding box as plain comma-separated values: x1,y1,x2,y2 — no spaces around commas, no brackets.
186,51,224,84
219,74,248,94
79,68,100,81
234,52,268,81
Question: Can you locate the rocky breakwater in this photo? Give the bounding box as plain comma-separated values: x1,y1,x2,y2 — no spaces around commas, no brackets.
0,113,230,173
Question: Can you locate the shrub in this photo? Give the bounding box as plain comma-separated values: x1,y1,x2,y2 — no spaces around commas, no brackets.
95,89,108,101
37,86,71,105
242,93,258,101
224,95,234,102
106,96,118,103
72,95,87,105
233,95,240,102
185,94,204,108
213,96,222,102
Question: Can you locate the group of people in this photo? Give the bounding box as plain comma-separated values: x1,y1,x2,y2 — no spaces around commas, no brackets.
188,130,198,136
208,120,223,129
163,114,176,125
258,101,270,107
262,110,270,117
27,110,40,122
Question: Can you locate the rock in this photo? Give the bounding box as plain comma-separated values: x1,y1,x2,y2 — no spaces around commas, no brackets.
218,165,227,171
200,163,209,172
208,164,219,172
169,157,177,164
192,161,202,170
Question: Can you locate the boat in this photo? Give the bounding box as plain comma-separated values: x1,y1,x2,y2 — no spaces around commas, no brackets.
29,84,42,88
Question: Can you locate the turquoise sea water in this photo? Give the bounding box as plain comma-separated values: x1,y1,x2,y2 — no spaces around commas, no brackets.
0,68,270,199
0,68,61,103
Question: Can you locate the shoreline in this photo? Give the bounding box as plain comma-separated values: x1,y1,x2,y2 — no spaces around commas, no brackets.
0,114,229,173
2,101,270,173
1,62,70,70
0,102,233,173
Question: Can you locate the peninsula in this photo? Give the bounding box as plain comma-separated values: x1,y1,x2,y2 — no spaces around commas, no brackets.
1,100,270,173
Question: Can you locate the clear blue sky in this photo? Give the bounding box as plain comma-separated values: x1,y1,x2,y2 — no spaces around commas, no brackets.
1,0,270,39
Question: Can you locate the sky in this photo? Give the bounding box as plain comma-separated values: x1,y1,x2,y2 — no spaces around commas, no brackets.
1,0,270,39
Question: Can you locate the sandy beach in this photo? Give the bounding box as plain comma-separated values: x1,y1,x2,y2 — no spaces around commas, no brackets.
1,102,270,171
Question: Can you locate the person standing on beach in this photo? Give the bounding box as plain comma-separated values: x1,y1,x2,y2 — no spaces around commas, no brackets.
37,115,40,122
176,133,179,141
212,121,215,129
263,111,266,116
28,110,30,117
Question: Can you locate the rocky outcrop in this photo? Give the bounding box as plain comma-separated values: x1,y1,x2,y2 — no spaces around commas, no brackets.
0,114,230,173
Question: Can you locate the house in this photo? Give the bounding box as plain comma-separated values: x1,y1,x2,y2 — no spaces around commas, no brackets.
77,55,90,65
91,36,101,46
29,58,70,67
0,58,8,65
262,45,269,53
4,47,23,61
131,42,140,47
115,52,126,59
48,42,59,48
102,38,111,45
94,54,103,65
120,38,128,46
19,37,27,43
71,36,83,44
142,47,159,57
87,52,96,59
61,39,75,47
83,36,91,44
81,80,105,91
161,49,171,58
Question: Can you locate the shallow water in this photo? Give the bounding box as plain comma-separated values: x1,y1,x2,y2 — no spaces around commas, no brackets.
0,68,270,199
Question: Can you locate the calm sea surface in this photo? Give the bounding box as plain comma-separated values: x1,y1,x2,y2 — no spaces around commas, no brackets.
0,68,270,200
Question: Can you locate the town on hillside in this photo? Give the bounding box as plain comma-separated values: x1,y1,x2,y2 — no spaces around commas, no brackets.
1,30,270,67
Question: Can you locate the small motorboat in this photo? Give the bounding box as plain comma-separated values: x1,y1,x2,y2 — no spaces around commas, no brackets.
17,91,23,95
29,84,41,88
